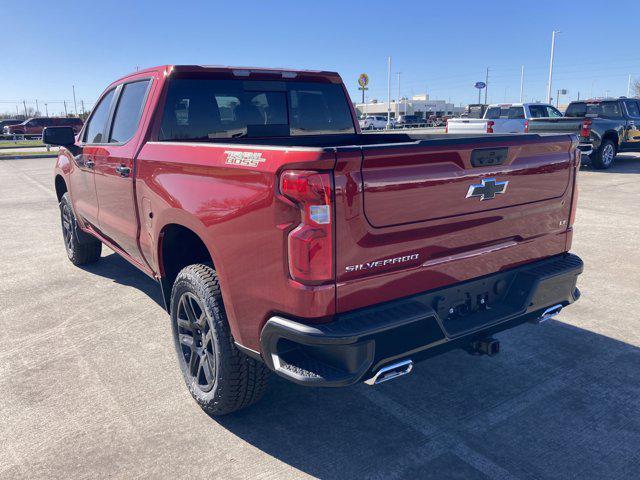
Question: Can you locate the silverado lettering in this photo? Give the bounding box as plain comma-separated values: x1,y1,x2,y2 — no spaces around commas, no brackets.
346,254,420,272
46,64,583,415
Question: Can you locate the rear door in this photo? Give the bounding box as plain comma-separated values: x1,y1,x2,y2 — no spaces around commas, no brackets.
93,78,153,263
622,100,640,149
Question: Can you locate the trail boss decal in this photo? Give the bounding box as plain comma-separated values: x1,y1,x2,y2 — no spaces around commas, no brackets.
224,151,266,168
345,253,420,272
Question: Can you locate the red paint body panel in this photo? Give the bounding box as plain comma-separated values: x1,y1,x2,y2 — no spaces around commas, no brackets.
54,65,580,353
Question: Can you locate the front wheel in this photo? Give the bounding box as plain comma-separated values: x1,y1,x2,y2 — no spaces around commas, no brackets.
170,264,268,415
59,193,101,265
591,139,616,169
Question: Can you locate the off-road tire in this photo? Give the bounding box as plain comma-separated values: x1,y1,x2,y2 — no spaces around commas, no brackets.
591,139,616,169
59,193,101,265
170,264,268,416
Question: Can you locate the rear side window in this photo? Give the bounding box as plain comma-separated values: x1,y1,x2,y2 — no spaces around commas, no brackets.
110,80,150,143
566,101,622,119
159,78,355,141
624,100,640,117
529,105,563,118
85,89,115,143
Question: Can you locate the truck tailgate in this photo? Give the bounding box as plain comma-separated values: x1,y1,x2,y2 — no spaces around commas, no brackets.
333,134,578,312
528,117,583,134
446,119,489,134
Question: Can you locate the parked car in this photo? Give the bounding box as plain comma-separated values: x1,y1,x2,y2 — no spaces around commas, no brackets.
0,119,24,131
396,114,425,127
446,103,563,134
359,115,393,130
45,65,583,415
528,98,640,169
3,117,84,135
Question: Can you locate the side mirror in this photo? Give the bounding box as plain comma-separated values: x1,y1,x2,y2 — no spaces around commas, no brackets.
43,126,76,146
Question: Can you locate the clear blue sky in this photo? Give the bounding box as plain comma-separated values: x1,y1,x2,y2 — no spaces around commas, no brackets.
2,0,639,116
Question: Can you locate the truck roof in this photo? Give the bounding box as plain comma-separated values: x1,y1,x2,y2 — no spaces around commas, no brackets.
486,102,553,108
114,64,343,84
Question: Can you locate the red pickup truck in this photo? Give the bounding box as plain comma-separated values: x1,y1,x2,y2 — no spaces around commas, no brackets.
45,65,583,415
4,116,83,135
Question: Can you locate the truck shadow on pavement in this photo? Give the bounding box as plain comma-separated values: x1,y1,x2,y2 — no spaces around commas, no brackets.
216,320,640,480
583,153,640,174
80,252,165,308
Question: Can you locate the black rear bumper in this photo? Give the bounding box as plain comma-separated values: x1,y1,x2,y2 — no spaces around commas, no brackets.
261,253,583,387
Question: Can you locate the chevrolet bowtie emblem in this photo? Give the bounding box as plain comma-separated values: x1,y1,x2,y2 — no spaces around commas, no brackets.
465,178,509,201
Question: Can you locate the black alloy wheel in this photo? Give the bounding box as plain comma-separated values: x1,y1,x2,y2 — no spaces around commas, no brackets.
176,292,216,392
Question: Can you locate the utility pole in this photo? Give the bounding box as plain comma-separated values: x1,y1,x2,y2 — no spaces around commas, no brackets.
386,56,391,129
546,30,559,104
628,74,632,97
16,105,19,117
81,100,85,116
22,100,27,117
484,67,489,104
397,72,402,117
63,101,68,117
519,65,525,103
72,85,78,116
35,100,39,116
44,103,49,116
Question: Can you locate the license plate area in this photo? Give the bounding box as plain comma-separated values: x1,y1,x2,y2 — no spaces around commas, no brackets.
429,270,528,337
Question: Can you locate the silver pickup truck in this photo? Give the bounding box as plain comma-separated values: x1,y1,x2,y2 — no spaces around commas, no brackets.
447,103,563,134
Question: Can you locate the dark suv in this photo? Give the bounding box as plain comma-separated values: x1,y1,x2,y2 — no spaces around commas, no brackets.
3,117,84,136
529,98,640,169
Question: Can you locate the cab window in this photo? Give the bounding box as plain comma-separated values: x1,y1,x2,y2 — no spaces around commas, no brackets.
84,89,115,144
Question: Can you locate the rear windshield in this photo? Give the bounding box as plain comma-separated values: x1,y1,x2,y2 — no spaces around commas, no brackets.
159,78,355,141
565,101,622,119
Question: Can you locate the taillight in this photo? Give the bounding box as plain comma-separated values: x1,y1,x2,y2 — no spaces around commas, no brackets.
487,121,495,133
279,170,333,284
524,120,529,133
580,119,592,138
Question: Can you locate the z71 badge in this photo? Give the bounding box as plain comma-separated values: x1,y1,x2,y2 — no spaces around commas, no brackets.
224,151,266,168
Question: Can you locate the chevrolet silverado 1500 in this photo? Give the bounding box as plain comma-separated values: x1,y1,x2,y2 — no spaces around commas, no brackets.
528,98,640,169
45,65,583,415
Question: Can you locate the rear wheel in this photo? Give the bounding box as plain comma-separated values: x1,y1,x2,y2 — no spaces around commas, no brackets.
59,193,101,265
591,139,616,169
170,264,268,415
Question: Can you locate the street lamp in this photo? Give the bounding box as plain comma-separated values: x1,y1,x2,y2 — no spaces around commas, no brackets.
546,31,560,104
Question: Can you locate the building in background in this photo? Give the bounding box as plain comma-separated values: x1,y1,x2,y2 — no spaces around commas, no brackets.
355,94,464,118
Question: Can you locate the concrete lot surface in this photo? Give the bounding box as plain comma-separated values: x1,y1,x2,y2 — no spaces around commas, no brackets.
1,154,639,479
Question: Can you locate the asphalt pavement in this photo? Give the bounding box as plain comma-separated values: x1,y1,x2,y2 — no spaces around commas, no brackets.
1,154,639,479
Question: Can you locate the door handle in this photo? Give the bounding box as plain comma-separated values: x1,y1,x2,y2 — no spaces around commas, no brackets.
115,165,131,177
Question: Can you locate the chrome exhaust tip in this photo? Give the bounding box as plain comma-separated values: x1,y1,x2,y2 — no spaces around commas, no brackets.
530,304,563,324
364,359,413,386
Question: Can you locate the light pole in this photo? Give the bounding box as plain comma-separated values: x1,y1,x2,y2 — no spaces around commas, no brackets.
396,72,402,117
484,67,489,104
72,85,78,116
44,103,49,116
519,65,525,103
546,31,559,104
386,56,391,129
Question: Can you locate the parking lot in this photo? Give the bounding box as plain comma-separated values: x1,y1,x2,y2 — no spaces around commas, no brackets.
1,154,639,479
